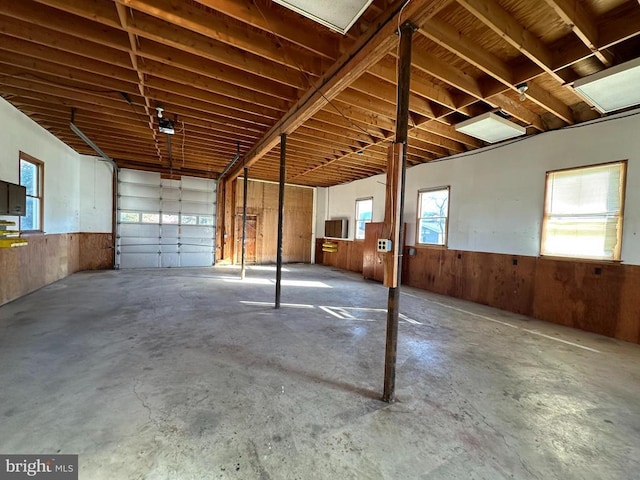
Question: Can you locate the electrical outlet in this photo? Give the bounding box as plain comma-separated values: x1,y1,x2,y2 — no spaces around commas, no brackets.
377,239,392,253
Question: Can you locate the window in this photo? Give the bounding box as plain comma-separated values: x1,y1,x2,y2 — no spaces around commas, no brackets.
417,187,449,245
162,214,179,224
19,153,44,232
181,215,197,225
120,212,140,223
141,213,160,223
355,197,373,240
541,161,626,261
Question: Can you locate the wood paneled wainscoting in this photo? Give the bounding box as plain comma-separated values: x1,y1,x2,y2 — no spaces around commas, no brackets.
316,238,364,273
0,233,113,306
402,247,640,344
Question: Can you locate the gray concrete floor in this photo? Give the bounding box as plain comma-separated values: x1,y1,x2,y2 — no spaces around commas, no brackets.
1,264,639,480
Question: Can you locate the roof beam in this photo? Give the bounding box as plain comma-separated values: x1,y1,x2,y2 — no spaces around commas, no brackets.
418,20,573,124
541,0,612,66
126,12,307,89
191,0,341,60
2,0,130,51
369,57,473,116
33,0,120,28
0,14,132,69
115,1,162,163
224,0,455,182
0,34,137,83
455,0,555,72
134,40,298,100
0,51,138,95
118,0,325,76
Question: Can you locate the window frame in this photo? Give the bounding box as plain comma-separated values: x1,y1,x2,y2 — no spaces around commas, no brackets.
19,152,44,233
540,160,627,262
416,186,450,247
354,197,373,240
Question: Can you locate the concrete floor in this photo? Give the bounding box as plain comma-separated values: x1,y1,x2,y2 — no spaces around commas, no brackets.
1,265,639,480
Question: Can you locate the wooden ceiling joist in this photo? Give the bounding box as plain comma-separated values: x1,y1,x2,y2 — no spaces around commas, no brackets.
0,0,638,187
224,0,455,182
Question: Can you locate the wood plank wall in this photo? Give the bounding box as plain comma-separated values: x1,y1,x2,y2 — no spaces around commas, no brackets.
0,233,113,306
234,180,313,264
316,242,640,344
401,247,640,344
316,239,364,273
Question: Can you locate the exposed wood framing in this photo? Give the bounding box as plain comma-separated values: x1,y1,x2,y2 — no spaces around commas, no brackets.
0,0,638,187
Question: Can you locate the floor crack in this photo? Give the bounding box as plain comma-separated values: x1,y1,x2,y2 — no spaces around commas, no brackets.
133,379,154,424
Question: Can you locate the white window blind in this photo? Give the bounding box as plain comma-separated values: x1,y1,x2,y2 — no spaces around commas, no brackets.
542,162,626,260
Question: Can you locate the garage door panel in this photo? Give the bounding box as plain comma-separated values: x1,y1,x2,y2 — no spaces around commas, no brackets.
118,244,158,254
120,197,161,211
162,225,180,237
120,253,159,268
119,224,161,238
181,252,213,266
161,200,181,213
181,201,213,215
120,169,158,184
182,177,213,189
181,189,212,203
181,226,214,237
160,242,180,253
161,253,180,267
117,169,216,268
117,237,155,247
118,184,160,198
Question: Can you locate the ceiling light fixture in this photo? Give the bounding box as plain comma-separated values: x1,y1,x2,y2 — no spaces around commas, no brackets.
573,57,640,113
272,0,374,34
516,83,529,101
155,105,174,135
455,112,526,144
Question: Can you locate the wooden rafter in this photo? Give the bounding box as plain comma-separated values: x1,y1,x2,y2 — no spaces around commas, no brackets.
225,0,455,182
0,0,638,187
541,0,613,66
114,1,162,163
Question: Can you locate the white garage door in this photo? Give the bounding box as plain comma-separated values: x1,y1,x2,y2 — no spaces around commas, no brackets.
116,169,216,268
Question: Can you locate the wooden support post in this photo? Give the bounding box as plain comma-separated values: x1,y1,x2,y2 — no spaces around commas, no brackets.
240,166,248,280
383,21,415,403
275,134,286,309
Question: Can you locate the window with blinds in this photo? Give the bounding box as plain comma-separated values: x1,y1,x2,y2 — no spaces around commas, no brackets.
541,161,627,261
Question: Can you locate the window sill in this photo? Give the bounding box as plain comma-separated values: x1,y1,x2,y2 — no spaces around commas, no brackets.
414,243,447,249
538,255,622,264
19,231,45,237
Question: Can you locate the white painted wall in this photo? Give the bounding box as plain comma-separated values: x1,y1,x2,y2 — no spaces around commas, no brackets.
79,155,113,232
321,176,386,239
0,98,113,233
319,110,640,265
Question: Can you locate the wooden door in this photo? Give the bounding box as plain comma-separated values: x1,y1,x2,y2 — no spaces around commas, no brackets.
235,215,257,264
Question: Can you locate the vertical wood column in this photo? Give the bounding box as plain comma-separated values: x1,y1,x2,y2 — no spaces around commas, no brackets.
275,134,287,309
240,167,248,279
383,21,415,403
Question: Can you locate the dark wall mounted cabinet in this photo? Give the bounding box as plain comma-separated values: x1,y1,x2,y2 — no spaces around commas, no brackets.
0,181,26,216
